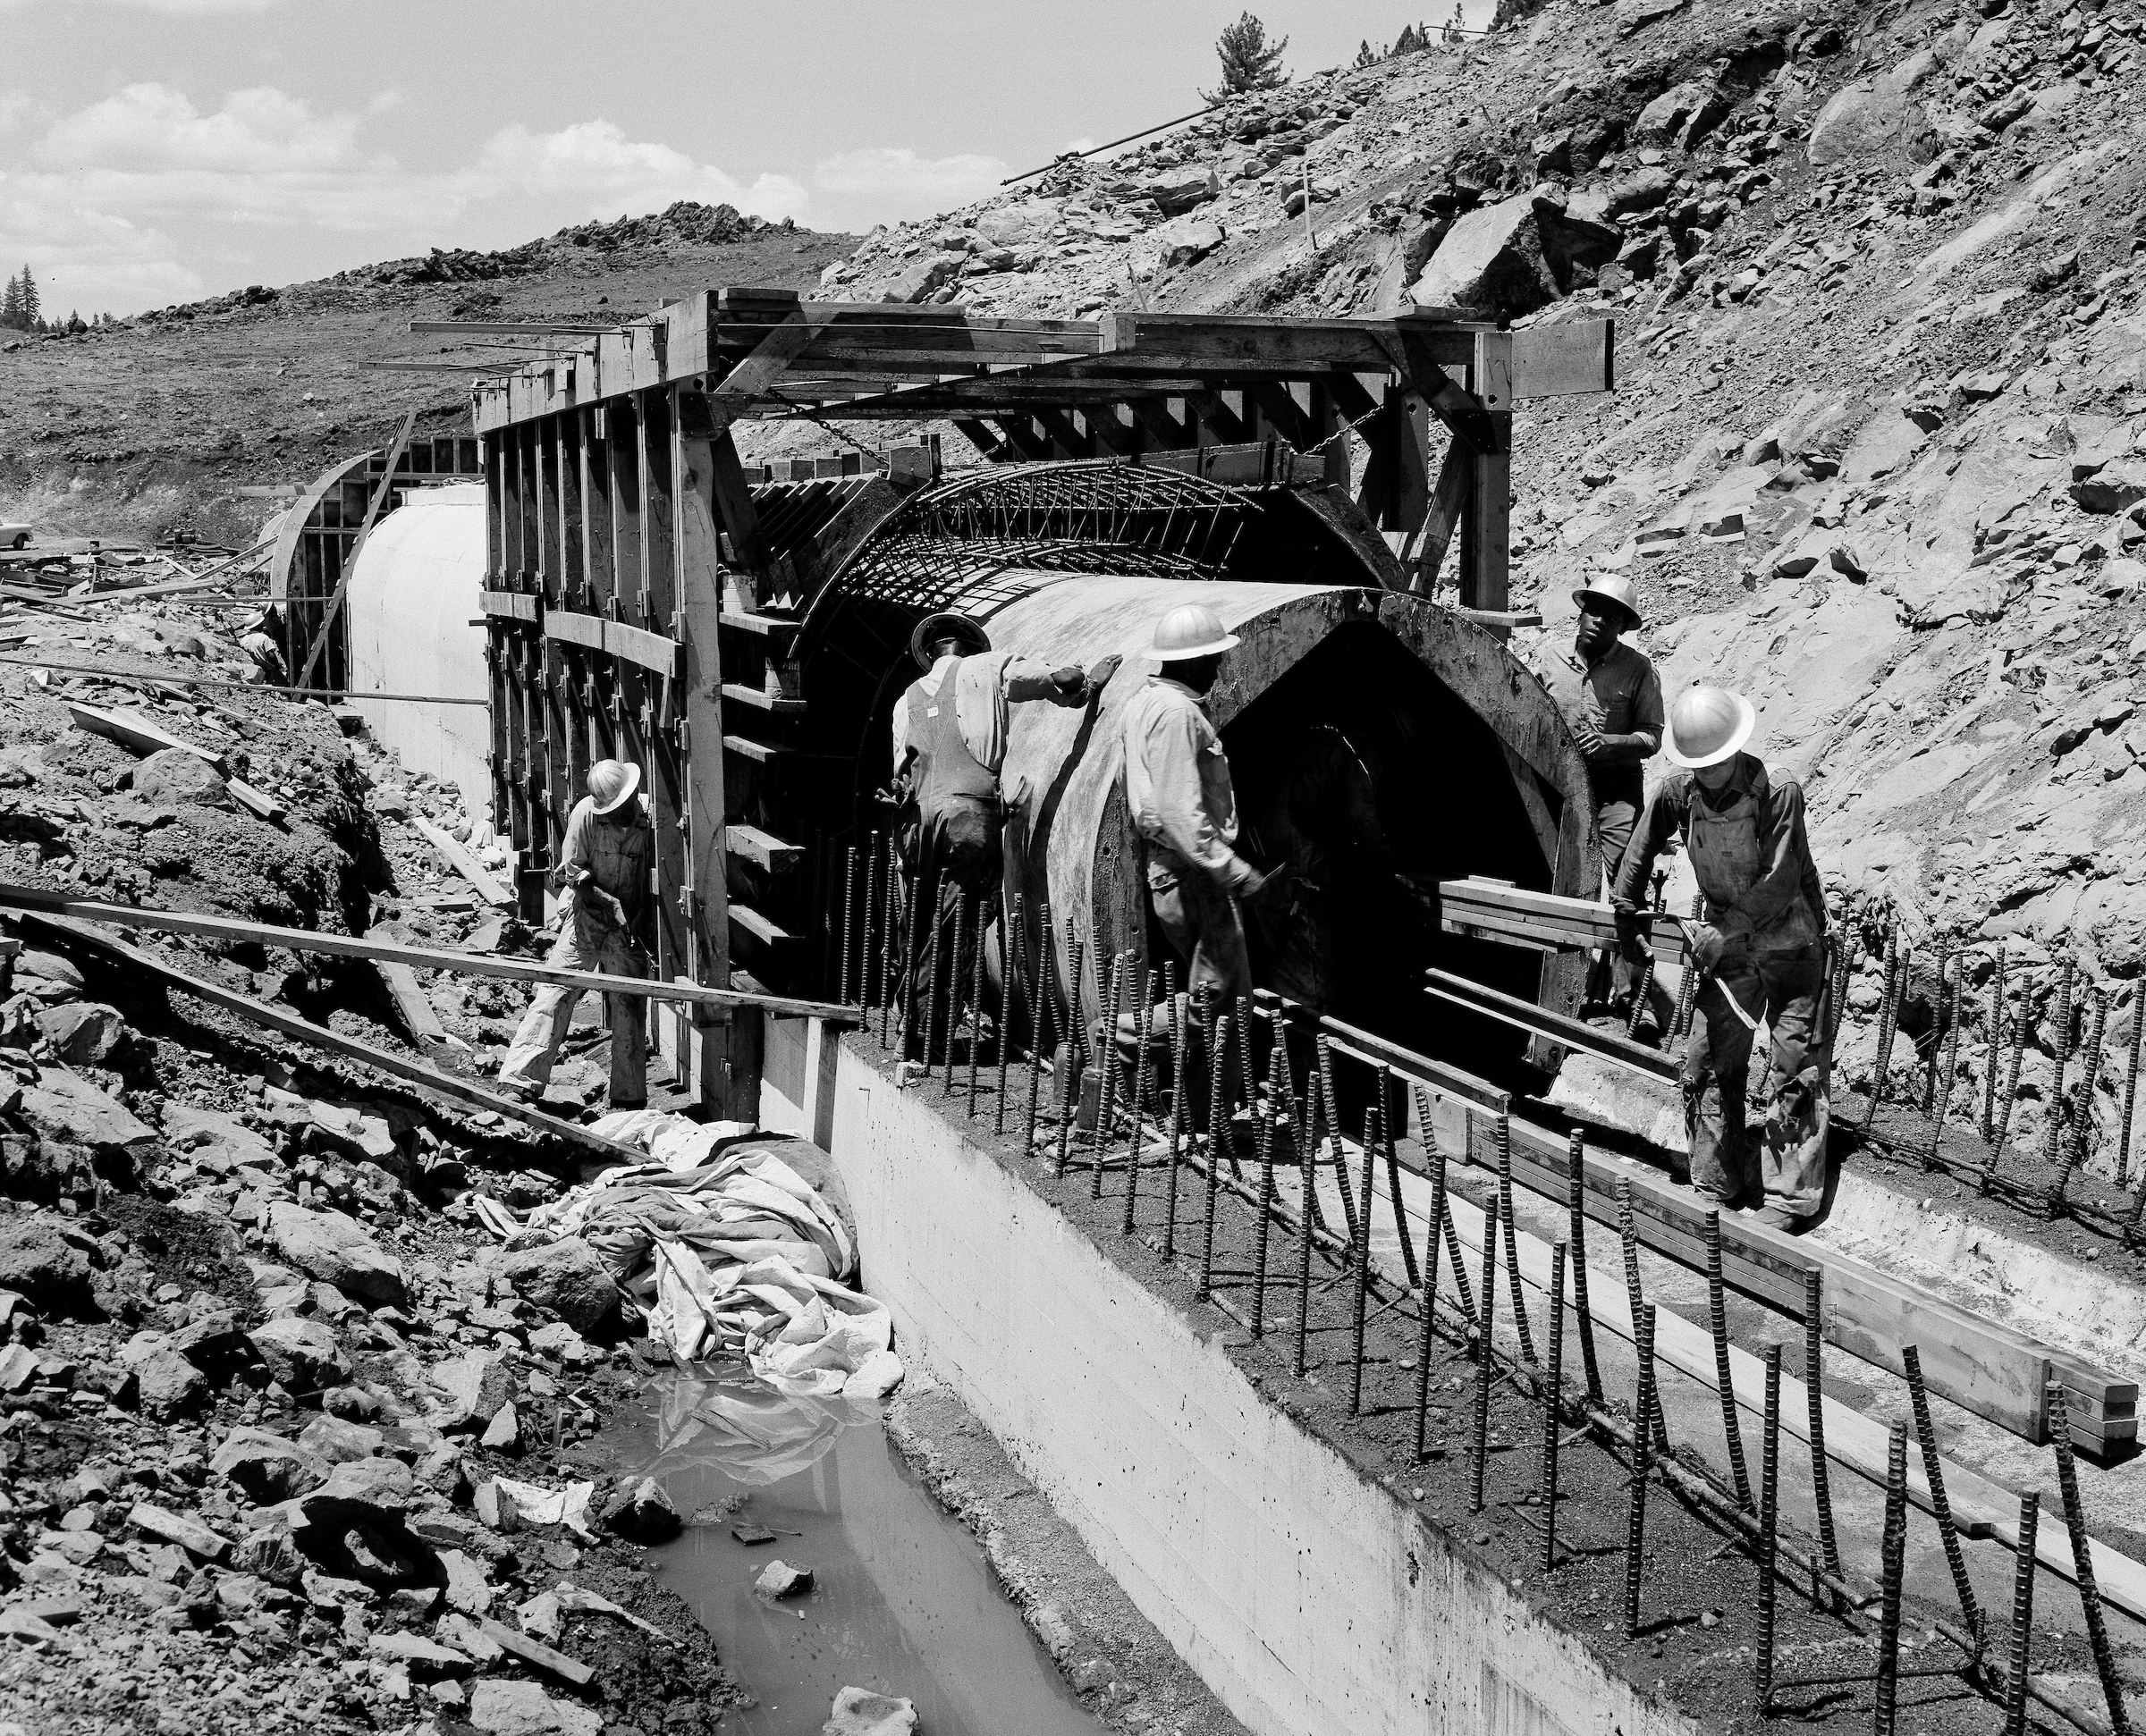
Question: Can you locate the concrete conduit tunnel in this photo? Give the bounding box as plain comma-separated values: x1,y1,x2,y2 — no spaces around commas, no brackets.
745,459,1593,1091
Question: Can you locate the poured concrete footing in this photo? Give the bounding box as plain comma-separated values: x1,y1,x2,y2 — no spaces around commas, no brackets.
824,1036,1693,1736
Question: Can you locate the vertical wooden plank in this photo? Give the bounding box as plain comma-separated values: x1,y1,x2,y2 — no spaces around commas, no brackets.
517,424,540,580
1466,331,1513,615
678,463,751,1117
642,390,686,1076
559,415,586,603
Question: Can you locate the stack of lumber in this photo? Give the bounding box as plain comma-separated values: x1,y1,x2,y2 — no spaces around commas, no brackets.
1439,875,1688,964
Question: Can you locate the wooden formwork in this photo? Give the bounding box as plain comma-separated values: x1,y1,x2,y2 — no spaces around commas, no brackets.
464,290,1614,1113
273,435,483,690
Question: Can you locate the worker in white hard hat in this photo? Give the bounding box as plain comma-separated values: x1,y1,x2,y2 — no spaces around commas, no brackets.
238,605,289,687
891,611,1118,1049
1613,687,1830,1230
499,757,652,1111
1539,573,1664,1013
1120,602,1280,1024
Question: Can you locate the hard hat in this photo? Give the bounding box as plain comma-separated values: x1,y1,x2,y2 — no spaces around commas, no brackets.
1663,686,1756,770
1571,573,1642,630
241,609,271,635
588,758,641,813
909,611,990,670
1150,602,1240,662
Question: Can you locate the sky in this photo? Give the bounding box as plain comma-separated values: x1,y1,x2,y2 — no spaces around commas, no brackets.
0,0,1493,319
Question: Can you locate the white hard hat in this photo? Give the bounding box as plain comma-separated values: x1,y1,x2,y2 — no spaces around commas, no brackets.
1572,573,1642,630
1663,686,1755,770
1150,602,1240,662
588,759,641,813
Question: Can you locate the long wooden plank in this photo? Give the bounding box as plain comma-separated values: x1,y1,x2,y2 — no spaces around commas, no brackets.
413,817,515,908
19,911,643,1166
479,590,541,624
0,883,857,1023
1426,966,1679,1084
375,958,452,1049
1508,319,1617,400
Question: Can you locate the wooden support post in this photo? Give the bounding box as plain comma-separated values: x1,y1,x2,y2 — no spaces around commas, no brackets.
1462,331,1513,614
677,411,754,1117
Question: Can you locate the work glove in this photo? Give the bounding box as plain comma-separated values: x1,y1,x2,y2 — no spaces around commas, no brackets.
1685,921,1729,973
1612,905,1650,965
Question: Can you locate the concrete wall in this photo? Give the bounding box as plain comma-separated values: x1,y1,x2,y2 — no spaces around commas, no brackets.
827,1038,1694,1736
344,482,491,813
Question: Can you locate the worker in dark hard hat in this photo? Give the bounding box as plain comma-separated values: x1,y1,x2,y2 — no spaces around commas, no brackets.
1121,603,1280,1026
1613,687,1829,1232
499,758,652,1112
1540,575,1663,1011
891,611,1117,1043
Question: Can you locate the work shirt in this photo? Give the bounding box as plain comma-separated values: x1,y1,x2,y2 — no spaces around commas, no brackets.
1538,638,1663,803
1612,754,1823,951
891,652,1067,780
1121,675,1261,897
552,793,652,927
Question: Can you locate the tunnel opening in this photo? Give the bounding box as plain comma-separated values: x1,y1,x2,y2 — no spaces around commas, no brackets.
1219,619,1552,1091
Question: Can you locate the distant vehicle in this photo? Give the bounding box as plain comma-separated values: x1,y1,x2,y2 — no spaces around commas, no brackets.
0,524,29,551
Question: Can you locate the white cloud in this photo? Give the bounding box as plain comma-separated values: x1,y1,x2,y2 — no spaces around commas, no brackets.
474,120,807,223
812,146,1008,203
38,83,362,173
0,0,284,11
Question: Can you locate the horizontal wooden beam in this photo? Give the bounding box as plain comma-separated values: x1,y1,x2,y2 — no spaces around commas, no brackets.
0,885,858,1022
1425,965,1678,1083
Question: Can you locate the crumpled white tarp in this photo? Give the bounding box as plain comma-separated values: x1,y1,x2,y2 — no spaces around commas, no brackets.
478,1113,902,1401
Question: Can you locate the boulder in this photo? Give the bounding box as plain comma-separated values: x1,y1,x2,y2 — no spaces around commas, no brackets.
498,1240,619,1336
0,1215,95,1316
119,1331,207,1419
33,1003,125,1066
299,1412,385,1462
432,1349,515,1432
15,1069,158,1164
600,1476,681,1543
1411,193,1559,316
1807,48,1941,167
1141,164,1219,216
2074,458,2146,515
876,252,963,305
1633,79,1728,148
974,200,1057,248
163,1102,281,1170
756,1559,815,1599
212,1428,329,1504
468,1679,602,1736
1602,166,1675,220
267,1204,406,1305
247,1317,351,1392
824,1688,918,1736
1131,216,1225,278
134,748,232,810
13,949,84,1005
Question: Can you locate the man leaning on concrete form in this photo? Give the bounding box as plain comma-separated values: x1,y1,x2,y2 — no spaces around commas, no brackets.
1613,687,1830,1231
1120,603,1280,1035
891,611,1116,1025
499,758,652,1112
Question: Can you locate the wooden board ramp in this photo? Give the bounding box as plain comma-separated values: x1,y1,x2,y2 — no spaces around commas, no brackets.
1258,992,2136,1458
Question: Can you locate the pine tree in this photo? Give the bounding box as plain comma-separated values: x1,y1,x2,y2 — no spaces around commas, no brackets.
16,267,38,331
1354,38,1378,68
1443,3,1466,41
1392,22,1424,52
1204,13,1288,98
0,272,20,333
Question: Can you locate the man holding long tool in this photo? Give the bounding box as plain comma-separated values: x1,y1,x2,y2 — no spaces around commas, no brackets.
891,611,1115,1035
1538,575,1663,1013
498,759,651,1112
1613,687,1829,1231
1120,603,1281,1028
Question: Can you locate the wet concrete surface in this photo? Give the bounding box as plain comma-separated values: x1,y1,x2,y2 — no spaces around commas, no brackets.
604,1366,1099,1736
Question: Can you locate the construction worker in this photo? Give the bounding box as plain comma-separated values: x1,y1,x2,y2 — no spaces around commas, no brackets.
498,759,651,1111
1613,687,1829,1231
1121,602,1279,1022
238,607,289,687
1542,574,1663,1014
891,611,1115,1040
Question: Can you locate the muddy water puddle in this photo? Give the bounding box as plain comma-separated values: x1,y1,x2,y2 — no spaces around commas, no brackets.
604,1368,1097,1736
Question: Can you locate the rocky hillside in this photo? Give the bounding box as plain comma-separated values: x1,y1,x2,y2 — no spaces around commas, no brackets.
0,205,852,551
825,0,2146,1173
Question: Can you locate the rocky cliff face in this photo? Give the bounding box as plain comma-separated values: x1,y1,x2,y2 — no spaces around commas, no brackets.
825,0,2146,1168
